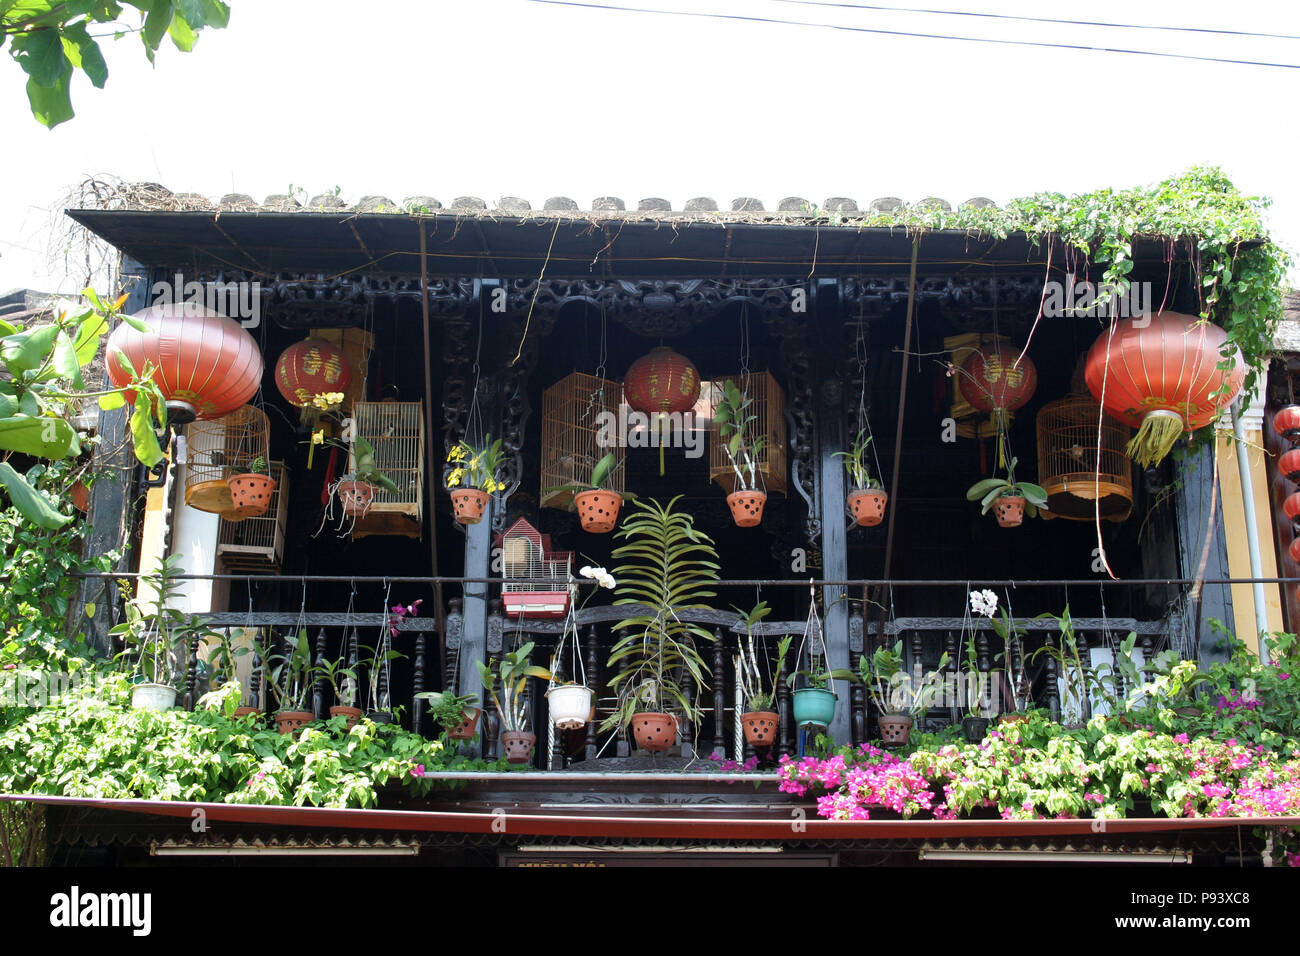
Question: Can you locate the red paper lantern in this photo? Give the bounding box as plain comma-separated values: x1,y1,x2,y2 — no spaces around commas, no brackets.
1281,449,1300,482
1289,536,1300,565
624,346,700,415
1284,492,1300,522
1084,311,1244,468
1274,405,1300,441
274,338,352,407
960,345,1037,414
106,302,263,424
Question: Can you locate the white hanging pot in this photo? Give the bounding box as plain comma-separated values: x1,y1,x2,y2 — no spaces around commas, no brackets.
131,682,177,712
547,684,593,730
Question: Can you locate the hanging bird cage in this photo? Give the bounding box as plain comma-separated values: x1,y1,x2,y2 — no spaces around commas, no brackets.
184,405,271,515
540,372,625,510
1035,395,1134,522
708,371,787,495
350,401,424,539
497,518,573,619
217,461,289,572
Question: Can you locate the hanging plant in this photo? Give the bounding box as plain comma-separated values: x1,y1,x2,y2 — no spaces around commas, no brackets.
445,434,506,525
965,456,1048,528
714,379,768,527
547,451,628,534
835,429,887,527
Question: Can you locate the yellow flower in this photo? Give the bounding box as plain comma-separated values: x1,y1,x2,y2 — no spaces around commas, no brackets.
448,446,466,462
311,429,324,445
446,467,464,488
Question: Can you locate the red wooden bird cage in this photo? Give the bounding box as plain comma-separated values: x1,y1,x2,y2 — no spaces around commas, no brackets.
497,518,573,619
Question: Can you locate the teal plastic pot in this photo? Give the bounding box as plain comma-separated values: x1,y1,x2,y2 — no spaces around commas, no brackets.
792,687,837,729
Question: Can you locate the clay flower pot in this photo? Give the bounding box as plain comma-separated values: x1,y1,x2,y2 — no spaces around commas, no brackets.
329,705,363,729
726,490,767,528
740,711,779,747
227,473,276,518
848,488,888,527
233,706,262,720
71,480,91,513
631,712,679,752
993,495,1026,528
448,706,481,740
575,489,622,533
274,710,315,735
501,730,536,764
449,487,489,524
337,479,377,517
877,713,914,746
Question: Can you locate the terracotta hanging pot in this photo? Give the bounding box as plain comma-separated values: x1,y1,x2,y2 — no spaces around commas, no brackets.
740,711,779,747
631,712,678,752
575,489,622,533
227,473,276,518
449,487,489,524
448,706,481,740
726,490,767,527
848,489,887,527
274,710,314,735
337,479,377,517
993,495,1026,528
329,705,363,729
877,714,914,746
233,706,262,720
501,730,536,764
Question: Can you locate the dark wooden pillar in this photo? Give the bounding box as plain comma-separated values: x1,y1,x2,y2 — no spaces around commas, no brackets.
76,259,155,657
813,277,851,744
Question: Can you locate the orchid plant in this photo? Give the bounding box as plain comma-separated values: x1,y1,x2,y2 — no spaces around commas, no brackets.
446,435,506,493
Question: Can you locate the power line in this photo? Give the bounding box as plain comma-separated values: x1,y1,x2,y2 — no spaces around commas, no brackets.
772,0,1300,42
524,0,1300,69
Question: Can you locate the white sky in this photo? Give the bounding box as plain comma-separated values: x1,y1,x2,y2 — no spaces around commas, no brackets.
3,0,1300,293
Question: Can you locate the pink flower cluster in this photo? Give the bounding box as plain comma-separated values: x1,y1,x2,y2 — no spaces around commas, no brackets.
779,745,939,819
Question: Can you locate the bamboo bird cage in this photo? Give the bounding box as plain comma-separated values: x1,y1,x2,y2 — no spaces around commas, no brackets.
217,461,289,572
184,405,271,516
540,372,625,510
350,401,424,539
708,371,787,495
1035,395,1134,522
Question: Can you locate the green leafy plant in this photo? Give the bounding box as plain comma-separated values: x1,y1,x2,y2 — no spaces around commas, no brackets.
601,496,720,732
477,642,551,733
109,554,217,688
733,602,790,712
360,636,403,716
546,450,627,497
445,434,506,493
965,456,1048,517
201,630,252,704
258,629,314,715
316,655,358,709
244,455,268,475
713,379,767,490
415,690,481,734
834,429,880,491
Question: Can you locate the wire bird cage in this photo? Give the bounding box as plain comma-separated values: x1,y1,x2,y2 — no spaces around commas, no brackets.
184,405,271,516
497,518,573,619
1036,394,1134,522
540,372,625,509
351,401,424,539
217,461,289,572
707,371,787,494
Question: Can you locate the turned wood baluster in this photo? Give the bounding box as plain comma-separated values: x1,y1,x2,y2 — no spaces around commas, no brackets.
1045,635,1061,719
483,599,504,761
443,598,463,692
377,631,392,716
713,628,726,758
585,625,600,762
849,614,865,746
413,627,428,737
910,630,923,728
681,679,695,760
312,628,327,718
250,647,263,711
614,627,629,758
945,629,959,723
777,636,794,758
975,631,990,715
183,634,198,711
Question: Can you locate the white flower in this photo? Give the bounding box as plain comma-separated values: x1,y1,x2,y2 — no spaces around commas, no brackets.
579,566,617,590
969,589,998,618
579,566,597,580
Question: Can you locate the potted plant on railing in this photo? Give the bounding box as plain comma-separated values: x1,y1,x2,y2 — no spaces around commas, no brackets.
733,602,791,746
111,555,216,712
601,496,720,751
317,655,362,728
787,658,852,731
477,642,553,764
965,456,1048,528
445,434,506,525
714,379,768,527
545,566,615,729
415,689,482,739
227,455,276,518
835,429,887,527
203,630,258,717
361,635,404,724
549,451,627,534
335,436,399,518
259,629,315,735
860,640,950,746
958,631,990,742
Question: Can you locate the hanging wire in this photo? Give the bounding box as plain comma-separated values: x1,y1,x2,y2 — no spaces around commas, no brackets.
463,290,487,448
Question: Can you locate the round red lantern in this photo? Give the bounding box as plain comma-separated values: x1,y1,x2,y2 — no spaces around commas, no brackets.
106,302,263,424
1084,311,1244,469
959,345,1037,415
1289,536,1300,565
1284,492,1300,522
1280,449,1300,482
274,338,352,407
1274,405,1300,441
624,346,701,416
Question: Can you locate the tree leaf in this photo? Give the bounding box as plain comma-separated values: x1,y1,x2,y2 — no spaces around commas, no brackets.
11,29,67,87
129,402,164,466
0,461,72,529
0,415,78,457
51,330,83,388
